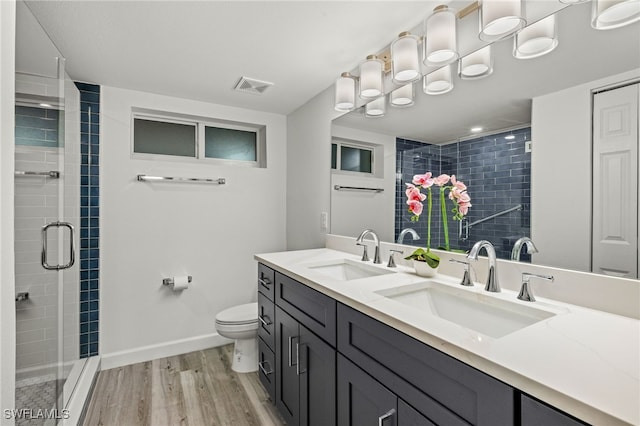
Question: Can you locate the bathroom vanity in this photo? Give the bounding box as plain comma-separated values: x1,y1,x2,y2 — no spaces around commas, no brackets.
255,247,639,426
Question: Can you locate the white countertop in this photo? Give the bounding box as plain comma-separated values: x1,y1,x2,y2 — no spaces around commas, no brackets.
255,248,640,426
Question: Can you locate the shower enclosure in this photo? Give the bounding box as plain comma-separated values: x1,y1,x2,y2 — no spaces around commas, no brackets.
14,1,87,421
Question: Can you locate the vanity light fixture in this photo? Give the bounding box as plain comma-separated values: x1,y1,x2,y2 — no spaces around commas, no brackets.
365,96,386,118
458,45,493,79
334,72,357,112
423,64,454,95
505,134,516,140
591,0,640,30
391,32,421,84
359,55,384,99
514,14,558,59
424,5,459,66
479,0,527,42
471,126,483,133
390,83,415,107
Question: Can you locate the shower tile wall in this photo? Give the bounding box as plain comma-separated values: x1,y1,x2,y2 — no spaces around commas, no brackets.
76,82,100,358
396,128,531,260
14,106,62,375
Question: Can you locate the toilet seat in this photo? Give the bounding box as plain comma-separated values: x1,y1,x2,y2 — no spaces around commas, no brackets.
215,302,258,325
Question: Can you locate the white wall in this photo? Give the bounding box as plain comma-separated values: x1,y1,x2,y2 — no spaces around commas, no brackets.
330,124,396,242
531,69,640,272
100,86,287,367
286,86,343,250
0,0,17,422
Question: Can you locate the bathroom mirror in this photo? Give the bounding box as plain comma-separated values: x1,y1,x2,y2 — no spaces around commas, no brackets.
330,3,640,275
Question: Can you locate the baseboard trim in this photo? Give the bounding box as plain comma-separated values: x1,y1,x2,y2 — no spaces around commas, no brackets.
100,333,232,371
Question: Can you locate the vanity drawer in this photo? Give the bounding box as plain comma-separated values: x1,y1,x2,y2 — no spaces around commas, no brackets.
275,272,336,347
337,303,515,426
258,337,276,402
258,291,275,351
258,263,275,301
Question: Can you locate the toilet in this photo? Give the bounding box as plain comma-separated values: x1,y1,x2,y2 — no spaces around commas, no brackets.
215,302,259,373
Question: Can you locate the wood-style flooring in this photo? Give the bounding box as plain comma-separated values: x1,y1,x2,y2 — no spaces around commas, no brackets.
82,345,285,426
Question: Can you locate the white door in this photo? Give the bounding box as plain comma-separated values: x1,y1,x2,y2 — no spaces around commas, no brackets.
592,83,639,278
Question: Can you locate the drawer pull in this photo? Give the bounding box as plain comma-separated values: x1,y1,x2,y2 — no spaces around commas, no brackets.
258,277,271,288
296,342,307,375
258,360,273,376
378,408,396,426
259,314,272,327
288,336,298,367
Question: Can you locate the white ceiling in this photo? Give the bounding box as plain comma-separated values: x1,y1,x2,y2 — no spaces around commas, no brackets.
20,0,640,135
23,0,445,115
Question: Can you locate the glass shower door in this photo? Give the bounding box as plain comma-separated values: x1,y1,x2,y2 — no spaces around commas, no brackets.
14,1,83,421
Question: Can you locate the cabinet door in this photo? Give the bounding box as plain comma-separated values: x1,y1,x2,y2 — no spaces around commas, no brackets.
521,395,587,426
398,400,435,426
299,324,336,426
275,307,300,426
337,354,397,426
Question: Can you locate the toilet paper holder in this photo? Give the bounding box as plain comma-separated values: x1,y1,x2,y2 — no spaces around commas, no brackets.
163,276,192,286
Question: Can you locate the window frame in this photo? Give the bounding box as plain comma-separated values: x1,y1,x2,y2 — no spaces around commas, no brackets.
131,108,266,168
331,138,382,178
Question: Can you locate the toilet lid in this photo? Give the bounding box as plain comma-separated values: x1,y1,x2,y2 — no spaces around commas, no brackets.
216,302,258,325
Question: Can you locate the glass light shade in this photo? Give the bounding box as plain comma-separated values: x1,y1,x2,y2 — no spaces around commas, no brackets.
391,32,421,84
359,55,384,99
458,45,493,80
424,6,459,66
514,15,558,59
591,0,640,30
389,83,414,107
479,0,526,42
365,96,386,118
390,83,415,107
423,65,453,95
335,72,356,112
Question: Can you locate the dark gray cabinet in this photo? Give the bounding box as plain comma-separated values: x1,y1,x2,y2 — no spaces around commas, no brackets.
337,303,515,425
257,263,589,426
275,306,336,426
521,395,587,426
338,354,434,426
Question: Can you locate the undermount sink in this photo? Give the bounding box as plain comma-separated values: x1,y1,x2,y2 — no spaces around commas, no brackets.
306,259,395,281
376,281,558,338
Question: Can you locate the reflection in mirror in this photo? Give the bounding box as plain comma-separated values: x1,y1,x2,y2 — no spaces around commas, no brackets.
330,3,640,278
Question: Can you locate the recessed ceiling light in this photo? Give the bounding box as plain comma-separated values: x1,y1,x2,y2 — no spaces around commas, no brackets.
471,126,483,133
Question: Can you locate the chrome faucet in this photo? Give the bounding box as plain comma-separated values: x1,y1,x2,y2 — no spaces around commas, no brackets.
467,240,500,292
518,272,554,302
396,228,420,244
511,237,539,261
356,229,382,264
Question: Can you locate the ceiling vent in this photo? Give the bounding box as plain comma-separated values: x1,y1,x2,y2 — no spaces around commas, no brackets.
233,77,274,95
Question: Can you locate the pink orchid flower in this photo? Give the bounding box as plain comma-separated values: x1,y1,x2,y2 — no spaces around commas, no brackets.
406,185,427,202
451,175,467,191
458,191,471,203
458,200,472,216
412,173,434,188
407,200,424,216
433,174,450,187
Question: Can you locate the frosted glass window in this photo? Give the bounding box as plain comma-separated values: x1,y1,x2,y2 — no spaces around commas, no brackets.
134,118,196,157
341,146,372,173
204,126,257,161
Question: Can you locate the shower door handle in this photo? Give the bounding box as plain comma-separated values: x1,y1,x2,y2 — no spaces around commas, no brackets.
41,222,75,270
